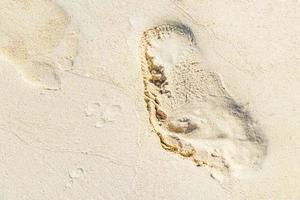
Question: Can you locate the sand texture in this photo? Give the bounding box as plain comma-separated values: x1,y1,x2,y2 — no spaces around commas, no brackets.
0,0,300,199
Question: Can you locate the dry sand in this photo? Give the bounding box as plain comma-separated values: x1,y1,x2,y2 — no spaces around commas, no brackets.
0,0,300,199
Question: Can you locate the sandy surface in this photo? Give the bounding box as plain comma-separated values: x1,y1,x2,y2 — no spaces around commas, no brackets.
0,0,300,199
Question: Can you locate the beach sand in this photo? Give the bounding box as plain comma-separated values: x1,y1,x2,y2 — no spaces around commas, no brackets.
0,0,300,199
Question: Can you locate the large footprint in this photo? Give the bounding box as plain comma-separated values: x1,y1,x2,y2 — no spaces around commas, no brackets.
140,23,267,177
0,0,78,89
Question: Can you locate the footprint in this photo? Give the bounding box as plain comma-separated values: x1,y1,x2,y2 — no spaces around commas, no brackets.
140,23,267,177
0,0,78,89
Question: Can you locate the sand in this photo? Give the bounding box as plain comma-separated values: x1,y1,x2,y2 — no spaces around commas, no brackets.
0,0,300,199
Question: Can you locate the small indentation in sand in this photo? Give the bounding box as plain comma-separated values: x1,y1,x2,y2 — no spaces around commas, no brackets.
95,118,108,128
85,102,123,128
69,167,85,179
85,102,103,117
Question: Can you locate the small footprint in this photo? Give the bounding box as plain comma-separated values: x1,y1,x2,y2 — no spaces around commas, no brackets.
69,167,84,179
85,102,103,117
85,102,122,128
140,22,267,177
65,167,85,189
0,0,78,89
